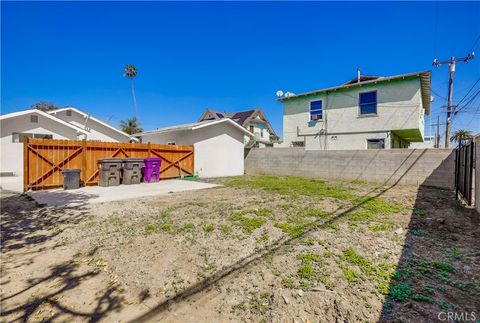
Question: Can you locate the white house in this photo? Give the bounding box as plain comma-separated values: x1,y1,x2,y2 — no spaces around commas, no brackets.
0,107,135,176
137,119,254,178
48,107,137,143
277,70,431,150
409,135,435,149
198,108,278,148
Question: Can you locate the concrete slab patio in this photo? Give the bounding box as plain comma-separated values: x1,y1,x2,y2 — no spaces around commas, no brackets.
29,179,220,207
0,176,23,193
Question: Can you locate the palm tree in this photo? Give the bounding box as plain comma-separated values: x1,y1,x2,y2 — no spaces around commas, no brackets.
450,129,473,143
124,64,139,116
119,117,143,135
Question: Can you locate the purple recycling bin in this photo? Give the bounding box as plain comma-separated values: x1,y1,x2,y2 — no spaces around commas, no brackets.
143,157,161,183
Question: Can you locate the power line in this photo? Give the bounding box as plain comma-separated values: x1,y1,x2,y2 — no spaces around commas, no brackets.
469,34,480,52
432,52,476,148
455,78,480,107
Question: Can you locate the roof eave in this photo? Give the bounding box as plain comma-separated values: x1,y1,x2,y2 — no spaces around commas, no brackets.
278,70,432,103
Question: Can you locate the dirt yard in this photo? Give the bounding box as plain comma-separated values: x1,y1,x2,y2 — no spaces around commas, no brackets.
1,176,479,322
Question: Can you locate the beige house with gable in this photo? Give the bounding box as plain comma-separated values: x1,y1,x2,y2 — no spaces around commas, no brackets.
278,71,431,150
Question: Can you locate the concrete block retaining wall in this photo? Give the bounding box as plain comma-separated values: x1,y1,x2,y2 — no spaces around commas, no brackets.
244,148,455,189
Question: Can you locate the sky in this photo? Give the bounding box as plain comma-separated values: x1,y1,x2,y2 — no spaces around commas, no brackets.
2,1,480,144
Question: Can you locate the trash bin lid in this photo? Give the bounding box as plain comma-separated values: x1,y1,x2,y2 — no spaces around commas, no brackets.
98,158,123,163
62,169,81,174
144,157,161,162
123,158,145,162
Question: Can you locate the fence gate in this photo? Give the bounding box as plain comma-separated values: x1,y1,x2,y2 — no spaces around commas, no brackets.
454,138,475,205
24,138,194,192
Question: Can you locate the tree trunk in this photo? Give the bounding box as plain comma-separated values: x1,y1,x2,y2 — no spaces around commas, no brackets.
131,79,138,117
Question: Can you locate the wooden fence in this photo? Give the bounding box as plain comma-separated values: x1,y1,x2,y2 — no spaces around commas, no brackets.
23,137,194,191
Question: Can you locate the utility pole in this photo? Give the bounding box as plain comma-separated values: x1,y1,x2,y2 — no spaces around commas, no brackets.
435,115,440,148
432,52,475,148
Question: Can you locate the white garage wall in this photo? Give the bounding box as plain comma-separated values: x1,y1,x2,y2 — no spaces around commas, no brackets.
0,113,80,175
192,123,245,177
141,122,246,177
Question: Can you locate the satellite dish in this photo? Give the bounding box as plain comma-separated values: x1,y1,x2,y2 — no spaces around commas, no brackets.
276,90,284,97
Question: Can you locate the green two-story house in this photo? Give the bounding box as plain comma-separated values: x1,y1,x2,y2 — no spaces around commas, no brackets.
277,70,431,150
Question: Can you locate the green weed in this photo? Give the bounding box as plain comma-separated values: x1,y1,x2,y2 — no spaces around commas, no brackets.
282,276,296,289
229,214,266,234
389,283,412,302
274,222,306,238
412,293,433,302
414,208,425,217
249,291,272,314
202,223,215,235
339,263,360,283
353,197,403,214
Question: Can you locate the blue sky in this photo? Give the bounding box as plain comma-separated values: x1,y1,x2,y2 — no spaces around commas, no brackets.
2,1,479,143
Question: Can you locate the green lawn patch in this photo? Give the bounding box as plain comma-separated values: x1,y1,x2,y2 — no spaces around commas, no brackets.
226,176,355,200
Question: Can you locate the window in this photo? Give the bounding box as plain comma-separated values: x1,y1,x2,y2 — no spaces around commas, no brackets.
12,132,52,143
30,115,38,123
310,100,323,120
66,110,72,116
367,138,385,149
359,91,377,115
250,125,255,133
167,142,176,145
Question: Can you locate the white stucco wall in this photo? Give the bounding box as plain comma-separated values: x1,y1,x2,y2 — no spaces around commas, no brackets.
304,131,392,150
0,112,80,175
51,110,130,142
141,122,246,177
282,77,425,150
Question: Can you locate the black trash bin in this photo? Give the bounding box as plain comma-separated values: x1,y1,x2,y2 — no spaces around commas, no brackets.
98,158,123,187
122,158,144,185
62,169,81,190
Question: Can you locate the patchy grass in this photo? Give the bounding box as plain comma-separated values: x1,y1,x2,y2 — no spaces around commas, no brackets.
229,213,266,234
249,291,272,314
226,176,355,200
340,263,361,283
353,197,404,214
274,222,306,238
341,247,395,294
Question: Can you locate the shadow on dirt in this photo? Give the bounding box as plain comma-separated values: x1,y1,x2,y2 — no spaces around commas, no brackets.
0,191,90,253
0,248,125,322
128,150,447,322
378,186,480,322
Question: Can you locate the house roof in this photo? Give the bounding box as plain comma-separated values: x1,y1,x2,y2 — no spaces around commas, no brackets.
135,118,255,137
278,70,431,115
199,108,278,137
0,109,89,135
49,107,139,142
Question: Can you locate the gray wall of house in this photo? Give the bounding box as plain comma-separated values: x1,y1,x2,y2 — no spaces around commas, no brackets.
244,148,455,189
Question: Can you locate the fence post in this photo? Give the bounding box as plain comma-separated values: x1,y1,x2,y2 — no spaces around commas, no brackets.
82,139,87,186
23,136,29,192
148,142,152,157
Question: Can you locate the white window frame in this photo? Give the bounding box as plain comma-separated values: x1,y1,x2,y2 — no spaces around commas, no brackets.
358,90,378,116
309,99,323,121
366,138,385,149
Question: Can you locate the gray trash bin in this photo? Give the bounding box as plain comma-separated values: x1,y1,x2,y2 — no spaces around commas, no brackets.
62,169,81,190
98,158,123,187
122,158,144,185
